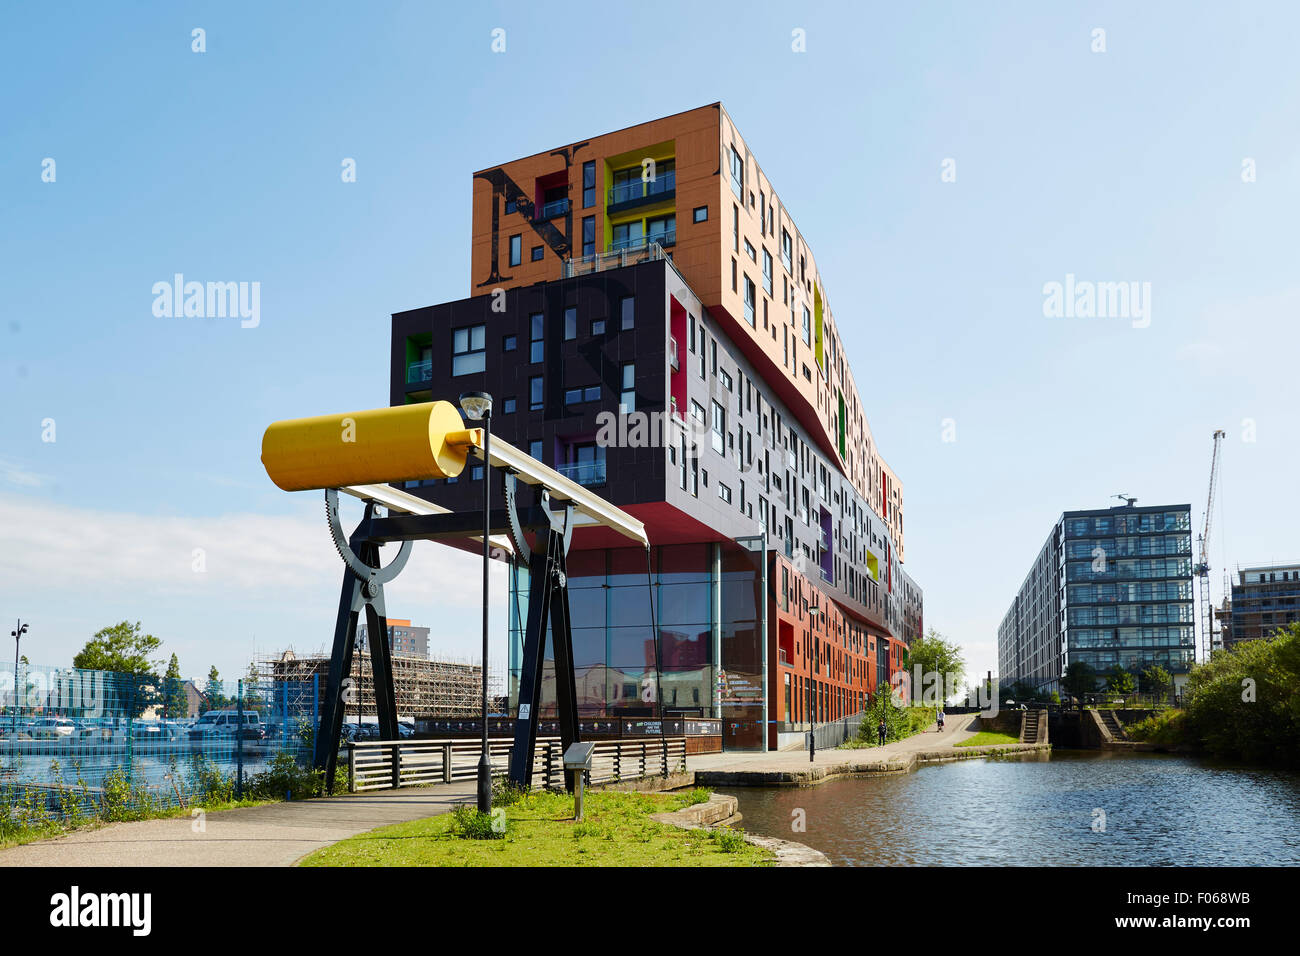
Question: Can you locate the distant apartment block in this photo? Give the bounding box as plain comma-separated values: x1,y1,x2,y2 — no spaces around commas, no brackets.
999,503,1194,695
1222,564,1300,647
359,618,429,659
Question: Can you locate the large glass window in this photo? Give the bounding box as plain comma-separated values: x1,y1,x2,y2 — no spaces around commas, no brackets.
620,363,635,413
564,306,577,340
452,324,485,375
620,296,635,330
529,375,543,410
582,161,596,208
711,400,726,454
730,146,744,200
582,216,595,256
530,312,544,363
509,234,521,267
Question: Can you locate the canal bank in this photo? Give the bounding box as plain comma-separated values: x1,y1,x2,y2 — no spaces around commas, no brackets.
684,712,1050,787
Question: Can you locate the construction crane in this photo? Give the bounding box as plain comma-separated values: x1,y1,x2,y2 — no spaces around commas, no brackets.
1194,429,1227,661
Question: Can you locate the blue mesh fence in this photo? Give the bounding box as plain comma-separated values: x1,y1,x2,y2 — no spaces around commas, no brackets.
1,663,319,823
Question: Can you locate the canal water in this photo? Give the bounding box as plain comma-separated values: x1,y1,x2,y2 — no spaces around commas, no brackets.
734,751,1300,866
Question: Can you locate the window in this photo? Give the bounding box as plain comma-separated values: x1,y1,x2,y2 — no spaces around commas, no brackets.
802,306,812,345
531,245,544,262
565,386,601,405
530,312,544,363
730,145,744,199
503,397,516,414
509,234,522,267
529,376,543,410
582,161,596,208
452,324,485,375
731,257,737,293
529,439,544,462
620,296,635,330
620,363,635,413
503,334,517,352
693,205,708,223
759,191,766,235
711,400,726,454
743,276,756,326
762,248,773,296
582,216,595,256
505,197,517,214
718,482,732,504
647,214,675,246
781,229,793,272
733,205,739,252
564,307,577,340
720,368,733,391
591,318,606,335
744,238,755,261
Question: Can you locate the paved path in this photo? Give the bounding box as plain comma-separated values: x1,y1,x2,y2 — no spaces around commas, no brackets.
0,782,475,867
684,713,1051,785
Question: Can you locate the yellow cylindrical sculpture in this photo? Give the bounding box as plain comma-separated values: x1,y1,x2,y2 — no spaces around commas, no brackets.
260,401,480,492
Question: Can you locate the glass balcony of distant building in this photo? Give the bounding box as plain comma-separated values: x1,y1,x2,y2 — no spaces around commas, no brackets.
406,358,433,385
607,170,675,210
556,458,607,487
536,197,570,221
608,229,675,254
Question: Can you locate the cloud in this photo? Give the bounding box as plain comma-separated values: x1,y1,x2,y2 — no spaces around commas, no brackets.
0,492,506,658
0,459,48,489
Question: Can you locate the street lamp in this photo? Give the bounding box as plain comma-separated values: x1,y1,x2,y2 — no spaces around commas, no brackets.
460,390,494,814
807,604,819,762
11,621,29,735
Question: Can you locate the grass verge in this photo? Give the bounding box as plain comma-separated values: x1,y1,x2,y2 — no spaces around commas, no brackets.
299,788,774,867
954,731,1021,748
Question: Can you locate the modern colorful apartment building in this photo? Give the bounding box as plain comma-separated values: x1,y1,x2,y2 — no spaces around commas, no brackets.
392,104,921,750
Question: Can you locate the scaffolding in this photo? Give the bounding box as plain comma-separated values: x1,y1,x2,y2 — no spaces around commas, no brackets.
259,649,495,720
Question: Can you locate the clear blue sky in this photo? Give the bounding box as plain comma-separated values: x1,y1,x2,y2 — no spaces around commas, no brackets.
3,1,1298,686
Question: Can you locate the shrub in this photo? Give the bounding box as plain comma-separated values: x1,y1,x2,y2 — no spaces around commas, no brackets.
491,775,528,808
711,826,748,853
451,804,504,840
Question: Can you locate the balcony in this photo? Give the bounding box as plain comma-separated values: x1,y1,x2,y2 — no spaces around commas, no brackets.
607,171,675,211
536,197,570,221
562,239,670,278
406,359,433,386
556,459,607,487
609,230,675,254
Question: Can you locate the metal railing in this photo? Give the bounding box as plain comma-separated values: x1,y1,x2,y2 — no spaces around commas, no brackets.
609,230,675,254
555,459,606,486
562,239,670,278
537,197,570,220
406,359,432,385
607,171,675,206
345,735,687,792
779,711,868,750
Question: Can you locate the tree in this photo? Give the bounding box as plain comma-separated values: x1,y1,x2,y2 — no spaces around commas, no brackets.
73,621,163,718
202,666,227,713
72,621,161,675
903,628,966,705
1062,661,1098,701
163,654,188,719
1140,664,1173,701
1106,666,1136,696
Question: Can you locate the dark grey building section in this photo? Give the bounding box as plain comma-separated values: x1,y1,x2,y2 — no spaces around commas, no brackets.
999,503,1194,695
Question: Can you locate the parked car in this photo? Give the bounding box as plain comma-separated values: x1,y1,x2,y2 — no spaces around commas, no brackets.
28,717,75,739
188,709,263,741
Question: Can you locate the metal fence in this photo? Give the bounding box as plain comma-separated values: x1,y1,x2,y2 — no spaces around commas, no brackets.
778,711,869,750
346,736,688,793
1,662,318,820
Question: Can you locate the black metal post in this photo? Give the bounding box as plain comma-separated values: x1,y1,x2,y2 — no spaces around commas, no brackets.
10,620,28,735
477,411,494,814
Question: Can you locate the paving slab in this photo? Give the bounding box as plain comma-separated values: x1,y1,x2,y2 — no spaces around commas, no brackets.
0,782,476,867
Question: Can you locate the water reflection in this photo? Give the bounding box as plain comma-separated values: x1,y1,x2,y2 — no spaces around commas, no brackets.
734,752,1300,866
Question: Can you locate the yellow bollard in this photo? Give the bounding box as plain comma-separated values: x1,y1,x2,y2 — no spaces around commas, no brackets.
260,401,482,492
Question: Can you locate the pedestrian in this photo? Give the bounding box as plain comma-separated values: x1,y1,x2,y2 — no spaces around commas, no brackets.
876,719,886,746
936,708,945,732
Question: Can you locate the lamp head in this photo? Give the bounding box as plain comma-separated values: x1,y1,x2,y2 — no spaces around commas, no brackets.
459,391,493,421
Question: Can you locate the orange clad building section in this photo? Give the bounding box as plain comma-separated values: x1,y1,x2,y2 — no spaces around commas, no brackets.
469,103,906,559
